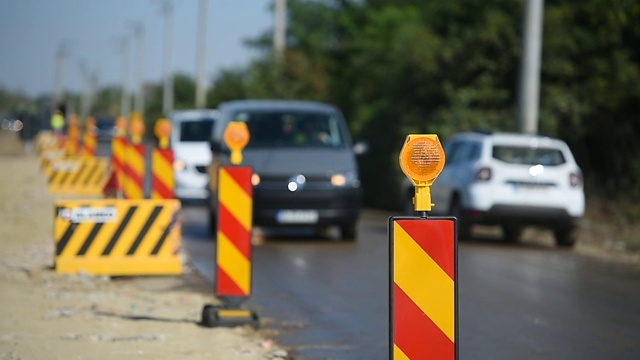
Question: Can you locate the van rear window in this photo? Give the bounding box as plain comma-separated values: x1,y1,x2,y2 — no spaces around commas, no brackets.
493,146,566,166
180,119,214,142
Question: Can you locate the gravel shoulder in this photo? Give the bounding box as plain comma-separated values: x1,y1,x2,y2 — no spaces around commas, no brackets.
0,132,285,360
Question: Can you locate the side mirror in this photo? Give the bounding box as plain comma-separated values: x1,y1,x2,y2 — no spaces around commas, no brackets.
353,141,370,156
210,140,230,155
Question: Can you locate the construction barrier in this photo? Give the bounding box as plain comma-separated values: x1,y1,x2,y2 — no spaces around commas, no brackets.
109,136,127,197
82,117,97,157
215,166,253,299
66,114,80,156
54,199,182,275
151,148,175,199
123,143,145,199
47,157,111,196
389,217,458,359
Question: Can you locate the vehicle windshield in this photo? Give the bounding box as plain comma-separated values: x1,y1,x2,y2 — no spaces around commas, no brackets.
493,145,566,166
180,119,214,142
234,110,347,148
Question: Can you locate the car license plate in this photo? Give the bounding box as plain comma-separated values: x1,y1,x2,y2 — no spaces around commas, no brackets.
276,210,319,224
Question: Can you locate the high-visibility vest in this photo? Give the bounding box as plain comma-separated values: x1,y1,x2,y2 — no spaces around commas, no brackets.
51,114,64,130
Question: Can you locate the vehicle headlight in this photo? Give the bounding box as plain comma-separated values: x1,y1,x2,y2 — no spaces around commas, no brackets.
173,159,186,171
251,173,261,186
331,172,360,188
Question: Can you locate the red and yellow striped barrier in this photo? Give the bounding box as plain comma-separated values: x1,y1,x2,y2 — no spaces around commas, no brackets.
108,136,127,197
151,148,175,199
216,166,253,299
390,217,457,359
124,143,145,199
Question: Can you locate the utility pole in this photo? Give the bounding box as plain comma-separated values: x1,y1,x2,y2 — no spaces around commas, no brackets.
131,22,145,116
78,59,89,120
195,0,208,108
88,71,98,116
54,41,68,105
518,0,544,135
120,37,131,118
273,0,286,60
162,0,174,115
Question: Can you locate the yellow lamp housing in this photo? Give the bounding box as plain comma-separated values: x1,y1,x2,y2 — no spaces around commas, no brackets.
399,134,446,213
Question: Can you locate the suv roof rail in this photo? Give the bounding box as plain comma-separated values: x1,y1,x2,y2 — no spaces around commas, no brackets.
470,128,493,135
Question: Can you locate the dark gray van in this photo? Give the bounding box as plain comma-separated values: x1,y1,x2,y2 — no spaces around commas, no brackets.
208,100,364,240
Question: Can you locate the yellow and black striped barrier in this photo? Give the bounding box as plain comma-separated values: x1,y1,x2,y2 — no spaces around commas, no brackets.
54,199,183,275
47,157,110,197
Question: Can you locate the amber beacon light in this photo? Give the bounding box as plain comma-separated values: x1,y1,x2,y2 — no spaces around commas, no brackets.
399,134,446,213
224,121,250,165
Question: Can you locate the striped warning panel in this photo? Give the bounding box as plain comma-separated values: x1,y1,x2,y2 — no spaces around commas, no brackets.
47,157,111,197
124,143,145,199
151,148,175,199
390,217,457,360
216,166,253,298
83,132,97,157
54,199,182,275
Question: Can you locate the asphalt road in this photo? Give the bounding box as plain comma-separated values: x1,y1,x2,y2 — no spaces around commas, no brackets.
181,204,640,360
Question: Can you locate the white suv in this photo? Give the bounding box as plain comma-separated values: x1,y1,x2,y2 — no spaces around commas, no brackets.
404,131,585,247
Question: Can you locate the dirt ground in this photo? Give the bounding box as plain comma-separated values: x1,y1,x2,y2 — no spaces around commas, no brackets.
0,132,287,360
2,130,638,360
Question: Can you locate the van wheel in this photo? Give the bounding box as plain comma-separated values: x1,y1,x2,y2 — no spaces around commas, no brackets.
340,223,357,241
208,209,217,235
450,198,471,240
554,227,577,248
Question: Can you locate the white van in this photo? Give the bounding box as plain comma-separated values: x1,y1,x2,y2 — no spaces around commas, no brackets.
170,109,219,202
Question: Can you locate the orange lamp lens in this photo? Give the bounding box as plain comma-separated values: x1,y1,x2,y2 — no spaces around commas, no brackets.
400,136,445,183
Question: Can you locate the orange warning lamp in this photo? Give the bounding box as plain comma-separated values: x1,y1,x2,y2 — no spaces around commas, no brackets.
85,117,97,136
115,116,127,138
224,121,250,165
399,134,446,213
129,112,145,144
154,118,172,149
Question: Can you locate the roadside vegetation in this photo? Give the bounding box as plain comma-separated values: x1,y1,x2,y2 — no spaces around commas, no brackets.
3,0,639,253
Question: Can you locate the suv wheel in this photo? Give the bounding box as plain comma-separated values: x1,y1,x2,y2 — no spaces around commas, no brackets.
502,224,523,243
450,197,471,240
554,227,577,247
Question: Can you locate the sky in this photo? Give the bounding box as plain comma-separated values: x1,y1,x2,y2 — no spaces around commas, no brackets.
0,0,274,97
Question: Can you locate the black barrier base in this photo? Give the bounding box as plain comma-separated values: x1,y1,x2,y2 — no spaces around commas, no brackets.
200,304,259,329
